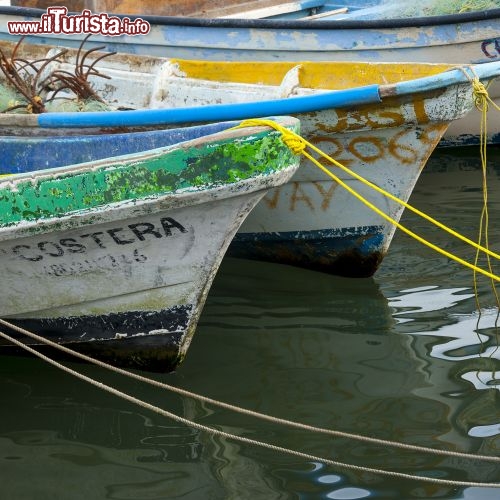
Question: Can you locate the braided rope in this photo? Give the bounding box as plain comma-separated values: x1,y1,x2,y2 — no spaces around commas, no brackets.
1,327,499,488
1,318,499,466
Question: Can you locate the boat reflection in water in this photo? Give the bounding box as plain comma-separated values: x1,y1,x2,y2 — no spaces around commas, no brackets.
184,256,499,497
381,146,500,491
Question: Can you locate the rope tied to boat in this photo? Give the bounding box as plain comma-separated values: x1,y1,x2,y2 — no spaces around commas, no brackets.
458,66,500,349
236,117,500,282
471,77,490,111
235,118,307,154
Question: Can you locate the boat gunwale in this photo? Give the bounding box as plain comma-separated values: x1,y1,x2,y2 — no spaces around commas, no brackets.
2,61,498,130
2,5,500,30
0,119,301,238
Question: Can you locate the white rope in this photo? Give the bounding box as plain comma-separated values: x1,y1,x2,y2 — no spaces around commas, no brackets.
1,328,500,488
1,318,499,466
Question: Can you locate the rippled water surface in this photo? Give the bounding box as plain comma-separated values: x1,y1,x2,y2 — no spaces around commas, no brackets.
1,146,500,499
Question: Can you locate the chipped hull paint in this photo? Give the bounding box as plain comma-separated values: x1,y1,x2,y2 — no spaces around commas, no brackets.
231,120,447,276
0,46,498,277
229,225,385,278
0,118,301,371
0,199,251,372
3,300,193,373
1,7,499,64
2,6,500,144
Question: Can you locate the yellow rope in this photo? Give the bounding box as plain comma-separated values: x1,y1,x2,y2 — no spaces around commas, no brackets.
467,76,500,352
235,118,500,282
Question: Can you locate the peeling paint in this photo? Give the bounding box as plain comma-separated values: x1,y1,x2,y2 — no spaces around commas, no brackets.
0,40,495,284
0,119,300,372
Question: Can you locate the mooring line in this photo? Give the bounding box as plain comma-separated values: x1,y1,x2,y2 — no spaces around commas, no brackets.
1,318,499,467
465,72,500,358
1,328,498,488
234,118,500,284
233,119,500,264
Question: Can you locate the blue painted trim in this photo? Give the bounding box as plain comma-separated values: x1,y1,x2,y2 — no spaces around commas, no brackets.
392,61,500,97
229,225,386,276
0,121,236,173
37,85,381,128
439,131,500,148
32,60,500,129
234,225,385,252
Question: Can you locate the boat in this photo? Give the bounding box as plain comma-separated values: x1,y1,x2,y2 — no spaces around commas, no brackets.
1,40,498,276
0,117,301,372
3,2,498,64
2,2,500,145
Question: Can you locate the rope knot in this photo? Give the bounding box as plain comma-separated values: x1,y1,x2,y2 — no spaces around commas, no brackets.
280,129,306,154
234,118,306,155
472,78,489,111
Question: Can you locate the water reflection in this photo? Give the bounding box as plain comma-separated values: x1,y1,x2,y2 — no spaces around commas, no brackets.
389,286,473,322
386,286,500,454
183,258,499,497
0,356,225,499
377,147,500,486
407,309,500,362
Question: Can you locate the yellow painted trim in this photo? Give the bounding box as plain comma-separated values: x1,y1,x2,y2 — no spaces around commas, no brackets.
171,59,455,89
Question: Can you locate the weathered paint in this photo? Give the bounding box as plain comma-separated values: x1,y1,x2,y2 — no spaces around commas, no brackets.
0,6,498,63
0,41,495,277
229,225,385,277
165,59,456,88
0,125,298,225
4,306,192,371
0,117,301,372
1,4,499,145
0,122,237,173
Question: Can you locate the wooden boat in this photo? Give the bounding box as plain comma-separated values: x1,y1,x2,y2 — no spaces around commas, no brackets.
2,1,500,145
1,40,499,277
4,2,498,64
0,117,301,372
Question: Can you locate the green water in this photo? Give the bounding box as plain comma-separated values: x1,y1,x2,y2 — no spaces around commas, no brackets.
1,146,500,499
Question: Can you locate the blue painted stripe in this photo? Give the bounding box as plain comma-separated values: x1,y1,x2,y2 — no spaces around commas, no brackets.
392,61,500,97
2,4,500,29
33,60,500,129
234,225,385,252
229,225,386,276
37,85,381,128
0,121,235,174
439,130,500,148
